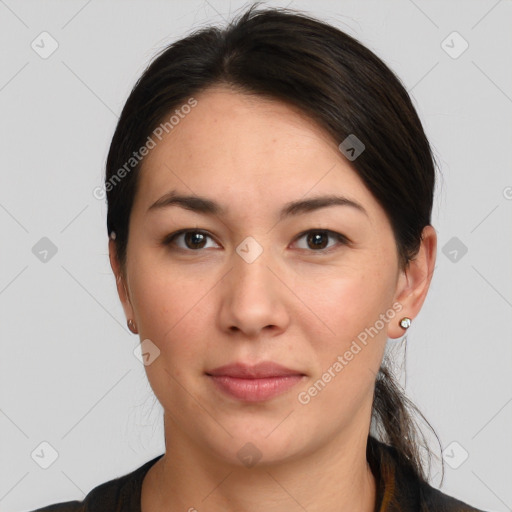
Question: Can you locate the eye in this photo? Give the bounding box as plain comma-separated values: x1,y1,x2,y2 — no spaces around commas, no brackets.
162,229,219,251
292,230,349,253
162,228,349,253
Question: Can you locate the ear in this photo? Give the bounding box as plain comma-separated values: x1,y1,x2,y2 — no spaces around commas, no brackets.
109,238,135,324
387,225,437,339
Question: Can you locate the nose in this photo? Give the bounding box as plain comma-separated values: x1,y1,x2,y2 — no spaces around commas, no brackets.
218,245,290,339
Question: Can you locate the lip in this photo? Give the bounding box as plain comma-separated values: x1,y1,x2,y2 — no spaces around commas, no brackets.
207,361,304,378
206,362,306,402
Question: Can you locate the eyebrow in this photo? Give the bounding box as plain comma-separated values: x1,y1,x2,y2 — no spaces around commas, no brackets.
147,190,368,220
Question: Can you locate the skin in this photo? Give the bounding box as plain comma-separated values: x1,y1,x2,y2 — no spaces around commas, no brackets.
109,85,437,512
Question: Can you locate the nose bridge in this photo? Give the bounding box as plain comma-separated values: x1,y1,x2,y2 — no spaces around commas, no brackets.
232,235,275,297
220,234,288,335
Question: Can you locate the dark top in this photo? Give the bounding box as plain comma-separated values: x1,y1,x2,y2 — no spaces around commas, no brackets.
28,436,487,512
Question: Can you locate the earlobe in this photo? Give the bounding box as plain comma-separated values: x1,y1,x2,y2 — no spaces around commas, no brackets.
387,225,437,340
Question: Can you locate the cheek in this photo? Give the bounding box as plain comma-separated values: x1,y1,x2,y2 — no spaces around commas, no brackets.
129,264,211,368
298,263,395,340
294,272,392,412
295,261,396,397
130,269,207,413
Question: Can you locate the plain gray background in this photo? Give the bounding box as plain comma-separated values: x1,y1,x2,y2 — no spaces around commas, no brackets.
0,0,511,511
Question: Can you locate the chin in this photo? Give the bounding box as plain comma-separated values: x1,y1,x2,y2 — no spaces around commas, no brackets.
201,419,310,468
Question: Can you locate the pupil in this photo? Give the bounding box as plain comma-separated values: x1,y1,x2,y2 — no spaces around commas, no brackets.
309,232,327,249
187,232,205,249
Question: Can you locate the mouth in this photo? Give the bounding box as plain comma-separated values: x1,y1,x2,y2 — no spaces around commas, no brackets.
206,361,306,402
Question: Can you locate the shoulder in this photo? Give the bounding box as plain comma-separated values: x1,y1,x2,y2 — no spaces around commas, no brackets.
368,436,489,512
28,503,82,512
418,480,489,512
25,454,164,512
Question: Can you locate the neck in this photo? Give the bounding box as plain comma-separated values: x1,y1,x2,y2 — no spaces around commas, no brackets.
141,416,377,512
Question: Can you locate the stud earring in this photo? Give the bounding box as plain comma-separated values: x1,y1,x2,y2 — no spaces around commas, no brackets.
127,319,138,334
399,317,412,329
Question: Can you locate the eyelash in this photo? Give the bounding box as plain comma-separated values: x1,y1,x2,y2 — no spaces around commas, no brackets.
161,229,350,254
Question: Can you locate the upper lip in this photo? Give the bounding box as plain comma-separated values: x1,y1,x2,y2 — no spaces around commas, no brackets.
206,362,305,378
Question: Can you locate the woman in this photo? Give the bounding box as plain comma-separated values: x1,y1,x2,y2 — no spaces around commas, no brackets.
31,4,488,512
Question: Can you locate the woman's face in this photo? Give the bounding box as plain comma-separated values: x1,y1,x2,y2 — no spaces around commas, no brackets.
114,86,413,466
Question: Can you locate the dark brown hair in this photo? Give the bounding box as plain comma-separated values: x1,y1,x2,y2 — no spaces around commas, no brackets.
105,1,442,490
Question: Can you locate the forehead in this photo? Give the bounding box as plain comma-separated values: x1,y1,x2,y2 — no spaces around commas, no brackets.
133,86,374,218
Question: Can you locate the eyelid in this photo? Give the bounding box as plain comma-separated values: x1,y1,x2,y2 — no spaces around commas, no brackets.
292,229,351,252
161,229,219,248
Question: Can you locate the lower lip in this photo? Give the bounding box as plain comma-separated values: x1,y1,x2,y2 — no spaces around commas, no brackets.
208,375,304,402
